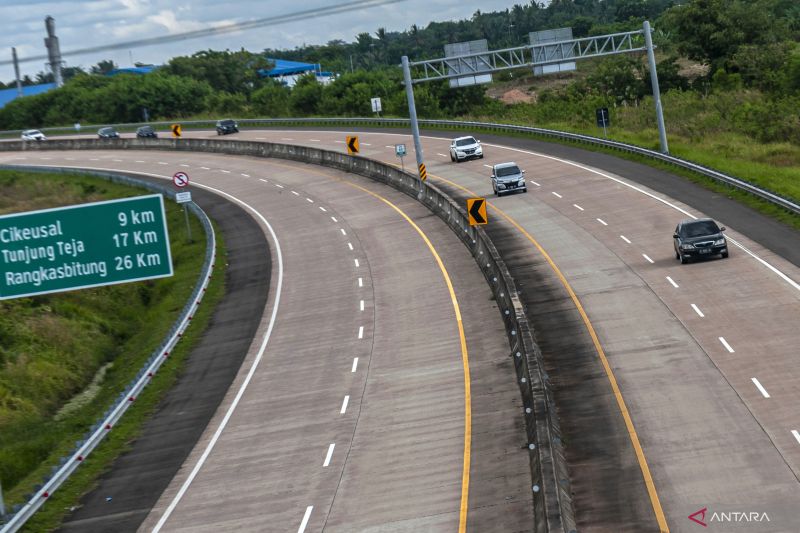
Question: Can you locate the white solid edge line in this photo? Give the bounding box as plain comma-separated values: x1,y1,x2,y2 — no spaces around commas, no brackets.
358,326,364,339
719,336,735,353
620,235,631,244
323,443,335,467
351,357,359,372
666,276,679,288
1,164,272,519
691,304,705,317
149,178,284,533
298,506,313,533
792,430,800,445
340,395,350,414
751,377,770,398
643,253,654,264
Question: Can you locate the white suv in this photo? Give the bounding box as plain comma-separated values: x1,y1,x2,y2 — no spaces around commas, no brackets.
449,136,483,162
21,129,46,141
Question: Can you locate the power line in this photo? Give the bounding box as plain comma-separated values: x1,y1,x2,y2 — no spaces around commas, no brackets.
1,0,406,66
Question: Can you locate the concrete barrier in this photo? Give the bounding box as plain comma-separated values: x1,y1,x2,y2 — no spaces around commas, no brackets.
0,139,576,532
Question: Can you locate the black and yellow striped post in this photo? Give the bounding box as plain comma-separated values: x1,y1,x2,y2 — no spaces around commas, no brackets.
418,162,427,181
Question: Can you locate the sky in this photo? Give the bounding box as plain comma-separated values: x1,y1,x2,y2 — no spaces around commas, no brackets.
0,0,523,83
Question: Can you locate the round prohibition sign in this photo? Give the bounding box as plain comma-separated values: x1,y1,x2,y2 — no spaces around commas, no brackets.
172,172,190,188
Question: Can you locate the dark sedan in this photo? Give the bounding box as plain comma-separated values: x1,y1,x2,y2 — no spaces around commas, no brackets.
673,218,729,264
216,119,238,135
98,127,119,139
136,126,158,138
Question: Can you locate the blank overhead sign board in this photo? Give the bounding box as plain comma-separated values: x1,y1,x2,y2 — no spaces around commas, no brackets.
530,27,577,75
444,39,493,88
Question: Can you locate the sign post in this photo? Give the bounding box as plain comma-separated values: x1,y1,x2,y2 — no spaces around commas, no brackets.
172,172,192,242
395,143,406,171
0,195,173,300
371,97,382,117
596,107,610,138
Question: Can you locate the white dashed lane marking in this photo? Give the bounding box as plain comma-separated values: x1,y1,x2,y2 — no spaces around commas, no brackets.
620,235,632,244
643,254,654,264
306,198,314,203
259,179,268,183
200,166,210,170
792,430,800,445
331,216,338,223
180,164,190,167
666,276,679,288
719,337,735,353
552,192,562,198
691,304,705,317
298,506,313,533
241,173,250,177
354,258,360,267
158,162,168,165
358,277,363,287
221,169,230,173
351,358,359,372
751,378,770,398
360,300,364,311
597,218,608,226
573,204,584,211
275,184,284,189
340,396,350,414
319,206,326,212
340,228,347,236
347,242,353,250
322,443,335,467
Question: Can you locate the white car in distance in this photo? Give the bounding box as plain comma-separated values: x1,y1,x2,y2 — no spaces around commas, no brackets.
449,136,483,162
21,129,46,141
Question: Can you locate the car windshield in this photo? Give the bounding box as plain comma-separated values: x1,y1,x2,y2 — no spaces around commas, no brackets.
496,166,520,177
682,221,720,237
100,128,113,133
139,127,152,133
456,137,476,147
220,120,235,126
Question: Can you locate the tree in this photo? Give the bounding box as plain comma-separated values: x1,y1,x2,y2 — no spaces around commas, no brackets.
251,81,292,116
164,50,272,96
90,60,117,75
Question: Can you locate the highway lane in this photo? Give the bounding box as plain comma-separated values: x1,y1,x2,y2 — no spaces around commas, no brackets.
152,129,800,531
1,150,533,532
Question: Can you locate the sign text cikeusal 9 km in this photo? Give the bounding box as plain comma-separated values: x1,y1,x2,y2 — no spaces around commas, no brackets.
0,194,173,299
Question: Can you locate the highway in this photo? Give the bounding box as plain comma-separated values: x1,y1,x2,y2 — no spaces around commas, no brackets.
0,148,532,532
2,128,799,531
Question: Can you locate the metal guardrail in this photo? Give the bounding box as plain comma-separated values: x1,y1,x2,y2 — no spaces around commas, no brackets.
4,117,796,216
0,166,217,533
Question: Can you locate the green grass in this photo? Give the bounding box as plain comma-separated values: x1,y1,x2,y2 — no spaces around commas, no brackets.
0,169,225,529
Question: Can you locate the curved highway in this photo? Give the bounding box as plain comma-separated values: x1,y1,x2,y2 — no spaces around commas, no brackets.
2,127,799,531
0,148,532,532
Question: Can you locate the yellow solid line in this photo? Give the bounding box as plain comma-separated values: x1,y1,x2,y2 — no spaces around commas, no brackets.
258,159,473,532
342,180,472,533
430,173,669,533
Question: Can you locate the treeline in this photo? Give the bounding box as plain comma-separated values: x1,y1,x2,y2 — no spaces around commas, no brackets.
0,0,798,143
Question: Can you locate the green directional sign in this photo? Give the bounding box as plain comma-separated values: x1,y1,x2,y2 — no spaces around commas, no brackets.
0,194,173,299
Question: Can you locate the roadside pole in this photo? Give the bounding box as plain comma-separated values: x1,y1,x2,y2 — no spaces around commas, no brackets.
644,20,669,154
183,204,192,243
401,56,426,188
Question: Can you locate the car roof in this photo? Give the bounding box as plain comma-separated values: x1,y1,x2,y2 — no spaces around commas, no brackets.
453,135,476,141
493,162,518,169
679,217,715,226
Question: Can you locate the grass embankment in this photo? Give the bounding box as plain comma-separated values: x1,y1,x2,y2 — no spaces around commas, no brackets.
0,169,225,529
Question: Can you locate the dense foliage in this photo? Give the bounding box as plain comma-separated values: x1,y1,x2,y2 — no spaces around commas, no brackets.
0,0,797,144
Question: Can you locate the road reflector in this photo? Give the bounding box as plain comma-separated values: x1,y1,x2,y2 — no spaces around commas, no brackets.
346,136,359,154
418,163,427,181
467,198,487,226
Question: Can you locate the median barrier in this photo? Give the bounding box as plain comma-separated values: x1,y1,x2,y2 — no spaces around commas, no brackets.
0,139,576,533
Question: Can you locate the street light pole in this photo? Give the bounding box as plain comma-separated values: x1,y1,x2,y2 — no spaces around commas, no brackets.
644,20,669,154
401,55,425,182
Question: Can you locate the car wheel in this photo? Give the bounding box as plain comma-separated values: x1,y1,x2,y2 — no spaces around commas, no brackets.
450,154,455,162
523,188,528,193
479,154,484,159
675,249,680,260
721,251,729,258
680,256,688,264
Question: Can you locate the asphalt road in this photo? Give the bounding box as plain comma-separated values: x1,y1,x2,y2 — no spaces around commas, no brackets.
4,150,533,532
160,129,800,532
3,127,798,532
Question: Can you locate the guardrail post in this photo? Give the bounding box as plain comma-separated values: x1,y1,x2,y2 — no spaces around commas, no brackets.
644,20,669,154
